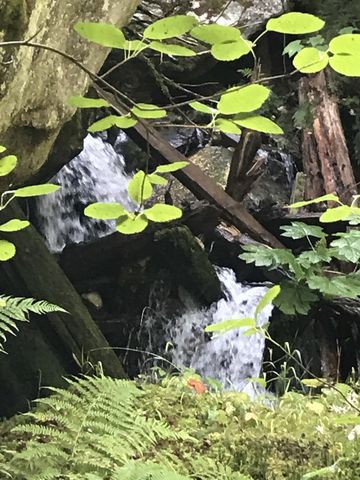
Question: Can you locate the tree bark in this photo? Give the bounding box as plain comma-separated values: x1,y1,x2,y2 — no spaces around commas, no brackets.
300,71,357,204
0,202,126,411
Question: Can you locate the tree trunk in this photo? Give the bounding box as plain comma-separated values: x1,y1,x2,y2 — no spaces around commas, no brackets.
300,71,357,204
0,202,125,415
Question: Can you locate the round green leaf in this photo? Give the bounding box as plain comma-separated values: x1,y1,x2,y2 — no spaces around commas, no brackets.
143,204,182,222
143,15,198,40
67,96,110,108
0,146,6,154
211,38,252,62
84,202,126,220
191,24,241,45
218,84,271,115
15,184,60,198
293,47,329,73
74,22,125,48
113,116,138,129
329,54,360,77
131,103,167,119
214,118,242,134
0,240,16,261
155,161,189,173
329,34,360,55
234,115,283,134
320,205,353,223
88,115,117,132
0,155,17,176
189,101,218,115
149,41,196,57
128,171,153,204
0,219,30,232
147,173,168,186
116,215,148,234
266,12,325,35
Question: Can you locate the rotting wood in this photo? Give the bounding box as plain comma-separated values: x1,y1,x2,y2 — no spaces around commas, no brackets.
299,71,357,205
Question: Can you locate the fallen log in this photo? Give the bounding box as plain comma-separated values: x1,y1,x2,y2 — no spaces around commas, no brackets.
60,202,221,287
299,71,357,204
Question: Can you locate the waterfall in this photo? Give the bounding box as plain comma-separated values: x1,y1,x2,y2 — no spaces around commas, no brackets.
144,268,273,395
35,133,133,252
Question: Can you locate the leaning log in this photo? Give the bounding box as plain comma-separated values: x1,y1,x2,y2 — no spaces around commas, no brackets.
95,87,284,249
0,202,125,415
299,71,357,204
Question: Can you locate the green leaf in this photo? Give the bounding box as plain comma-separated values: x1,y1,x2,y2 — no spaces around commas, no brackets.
84,202,126,220
205,317,256,333
0,146,7,153
189,101,218,115
329,54,360,77
67,96,110,108
131,103,167,119
0,219,30,232
74,22,125,48
288,193,341,209
88,115,137,132
280,222,325,240
143,15,198,40
143,204,182,222
331,230,360,263
283,40,304,57
307,273,360,298
274,281,318,315
301,378,324,388
116,214,148,234
15,184,60,198
149,41,196,56
0,240,16,261
255,285,281,318
214,118,242,134
0,155,17,176
320,205,353,223
301,464,337,479
293,47,329,73
155,161,189,173
147,173,168,186
128,171,153,204
240,244,296,270
233,115,283,134
297,242,334,268
190,24,241,45
266,12,325,35
218,84,271,115
329,34,360,55
211,38,252,62
333,415,360,425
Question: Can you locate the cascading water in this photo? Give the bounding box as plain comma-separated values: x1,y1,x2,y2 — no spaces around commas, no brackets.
144,268,273,395
35,133,133,252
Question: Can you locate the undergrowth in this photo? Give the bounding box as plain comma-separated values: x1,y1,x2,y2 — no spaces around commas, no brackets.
1,375,360,479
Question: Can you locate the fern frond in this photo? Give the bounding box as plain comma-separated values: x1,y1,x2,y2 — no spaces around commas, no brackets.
0,295,66,352
5,376,183,479
111,461,191,480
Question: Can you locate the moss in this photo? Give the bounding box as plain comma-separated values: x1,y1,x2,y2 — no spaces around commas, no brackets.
154,226,222,306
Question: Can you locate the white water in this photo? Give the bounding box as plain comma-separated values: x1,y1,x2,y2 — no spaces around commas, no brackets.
145,268,273,395
35,134,133,252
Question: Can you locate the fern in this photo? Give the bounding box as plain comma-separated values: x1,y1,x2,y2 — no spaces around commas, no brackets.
3,376,188,480
0,296,66,352
112,461,190,480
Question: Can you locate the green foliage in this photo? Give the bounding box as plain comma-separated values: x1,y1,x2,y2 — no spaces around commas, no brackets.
67,96,110,108
266,12,325,35
241,196,360,315
143,15,198,40
74,22,126,48
14,184,60,197
0,296,66,352
0,154,17,176
4,374,360,479
218,84,271,115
